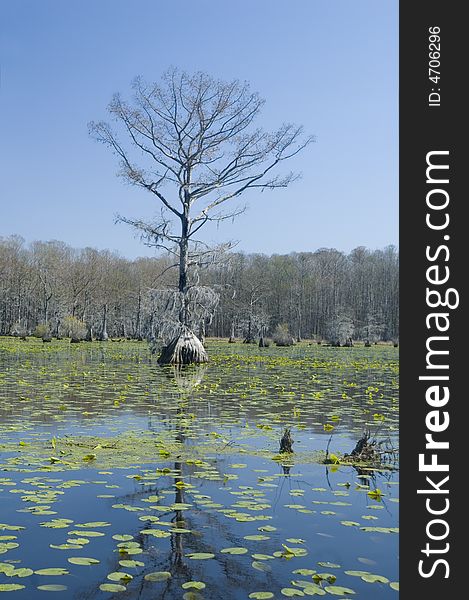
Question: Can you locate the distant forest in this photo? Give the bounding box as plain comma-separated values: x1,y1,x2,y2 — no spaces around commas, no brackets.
0,236,398,343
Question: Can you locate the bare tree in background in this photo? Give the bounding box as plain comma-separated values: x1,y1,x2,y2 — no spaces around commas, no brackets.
90,68,313,363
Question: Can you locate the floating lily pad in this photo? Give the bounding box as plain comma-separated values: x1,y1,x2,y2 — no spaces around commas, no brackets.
252,561,271,572
107,572,133,582
5,567,33,577
281,588,305,597
68,557,100,566
119,559,144,568
344,571,371,577
112,534,134,541
34,568,69,576
0,584,26,591
99,583,126,592
182,581,206,590
37,585,68,592
323,586,356,595
144,571,172,581
220,547,248,555
361,574,389,584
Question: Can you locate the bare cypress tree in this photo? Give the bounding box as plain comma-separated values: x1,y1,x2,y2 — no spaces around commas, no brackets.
90,69,313,362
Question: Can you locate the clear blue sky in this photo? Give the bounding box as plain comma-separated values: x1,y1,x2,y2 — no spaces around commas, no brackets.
0,0,398,259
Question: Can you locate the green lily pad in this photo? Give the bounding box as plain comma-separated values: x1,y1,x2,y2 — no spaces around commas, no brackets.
220,547,248,554
37,585,68,592
182,581,206,590
99,583,127,592
34,568,69,576
281,588,305,597
68,530,105,537
5,568,33,577
144,571,172,581
360,526,398,534
361,574,389,584
119,559,144,568
107,572,133,582
0,584,26,591
67,557,100,566
75,521,111,528
186,553,215,560
323,586,356,595
298,584,326,596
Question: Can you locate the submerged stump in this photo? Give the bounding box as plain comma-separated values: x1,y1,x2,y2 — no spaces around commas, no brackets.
158,328,208,365
279,427,294,453
342,431,381,464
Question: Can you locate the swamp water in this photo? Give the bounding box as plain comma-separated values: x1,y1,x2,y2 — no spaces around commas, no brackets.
0,339,399,599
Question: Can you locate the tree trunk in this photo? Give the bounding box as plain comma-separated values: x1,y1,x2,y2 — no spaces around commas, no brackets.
100,304,109,341
159,211,209,365
198,319,206,346
53,314,61,338
135,291,142,339
178,217,189,324
158,327,208,365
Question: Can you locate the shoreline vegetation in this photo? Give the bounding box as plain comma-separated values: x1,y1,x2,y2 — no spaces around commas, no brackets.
0,236,399,348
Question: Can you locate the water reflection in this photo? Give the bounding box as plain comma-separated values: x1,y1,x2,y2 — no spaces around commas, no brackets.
0,340,398,599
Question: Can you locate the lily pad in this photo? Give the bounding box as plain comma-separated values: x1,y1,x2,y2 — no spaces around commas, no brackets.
182,581,206,590
99,583,127,592
361,574,389,584
109,572,133,583
37,585,68,592
67,557,100,566
0,584,26,592
221,547,248,555
34,568,69,576
144,571,172,581
323,586,356,595
281,588,305,597
119,559,144,568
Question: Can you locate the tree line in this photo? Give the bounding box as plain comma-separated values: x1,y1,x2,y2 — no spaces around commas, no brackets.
0,236,398,343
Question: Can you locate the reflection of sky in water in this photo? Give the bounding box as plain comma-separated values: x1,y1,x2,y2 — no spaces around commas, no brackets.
0,341,398,598
1,459,398,600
